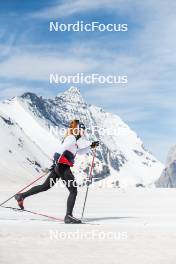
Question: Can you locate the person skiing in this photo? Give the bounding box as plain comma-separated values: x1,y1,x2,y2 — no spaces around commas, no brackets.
15,119,99,224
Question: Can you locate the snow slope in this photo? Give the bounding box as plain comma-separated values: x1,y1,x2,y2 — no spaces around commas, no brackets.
0,187,176,264
0,87,163,187
0,111,50,186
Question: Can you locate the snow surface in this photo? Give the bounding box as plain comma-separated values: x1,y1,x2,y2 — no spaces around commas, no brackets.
0,186,176,264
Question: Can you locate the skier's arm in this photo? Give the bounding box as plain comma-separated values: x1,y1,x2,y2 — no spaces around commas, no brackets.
77,146,91,155
77,141,99,155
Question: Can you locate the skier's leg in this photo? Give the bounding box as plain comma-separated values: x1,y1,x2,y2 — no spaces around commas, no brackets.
19,170,59,199
55,164,78,216
66,181,77,216
61,169,82,223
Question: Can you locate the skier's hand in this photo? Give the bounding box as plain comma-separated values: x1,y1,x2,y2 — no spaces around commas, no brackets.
48,162,56,172
90,141,99,148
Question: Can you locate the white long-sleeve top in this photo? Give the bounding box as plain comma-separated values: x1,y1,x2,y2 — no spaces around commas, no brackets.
57,134,90,157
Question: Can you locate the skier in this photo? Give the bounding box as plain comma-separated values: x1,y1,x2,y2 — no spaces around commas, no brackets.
15,119,99,224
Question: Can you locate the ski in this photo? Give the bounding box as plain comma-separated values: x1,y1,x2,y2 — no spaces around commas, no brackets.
1,205,64,222
0,205,98,224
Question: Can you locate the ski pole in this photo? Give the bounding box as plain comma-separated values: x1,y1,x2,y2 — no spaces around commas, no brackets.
81,148,96,219
0,171,48,207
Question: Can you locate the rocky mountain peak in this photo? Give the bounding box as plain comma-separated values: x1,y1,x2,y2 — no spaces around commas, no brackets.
58,86,85,104
155,145,176,187
21,92,40,101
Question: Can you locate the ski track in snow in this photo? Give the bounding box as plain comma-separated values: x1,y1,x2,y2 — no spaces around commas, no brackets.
1,187,176,264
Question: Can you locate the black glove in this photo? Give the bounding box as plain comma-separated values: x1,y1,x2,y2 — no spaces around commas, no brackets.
48,162,56,172
90,141,99,148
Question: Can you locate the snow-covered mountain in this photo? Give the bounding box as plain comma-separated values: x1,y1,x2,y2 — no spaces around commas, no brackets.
0,86,163,187
0,111,50,186
155,145,176,187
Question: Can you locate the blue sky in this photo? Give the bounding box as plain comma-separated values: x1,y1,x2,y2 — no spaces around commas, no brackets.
0,0,176,162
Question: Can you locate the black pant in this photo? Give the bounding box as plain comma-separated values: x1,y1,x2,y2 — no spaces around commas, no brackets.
21,164,77,216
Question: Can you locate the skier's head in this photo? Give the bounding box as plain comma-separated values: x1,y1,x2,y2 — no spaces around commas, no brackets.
68,119,85,138
69,119,79,130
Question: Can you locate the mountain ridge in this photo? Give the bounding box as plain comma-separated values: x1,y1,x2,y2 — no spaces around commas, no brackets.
155,145,176,187
0,87,163,187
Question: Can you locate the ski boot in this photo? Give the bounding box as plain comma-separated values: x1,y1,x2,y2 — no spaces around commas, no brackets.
64,214,82,224
15,193,24,210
